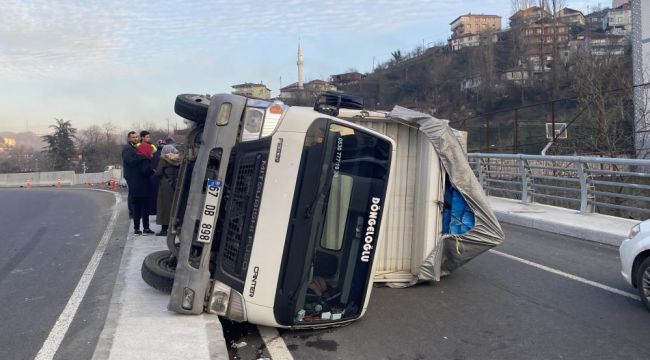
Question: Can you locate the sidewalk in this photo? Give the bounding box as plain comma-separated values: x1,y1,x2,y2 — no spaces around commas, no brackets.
92,225,228,360
488,196,641,246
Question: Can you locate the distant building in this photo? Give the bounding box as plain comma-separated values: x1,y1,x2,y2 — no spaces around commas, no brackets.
612,0,629,8
330,72,366,88
570,31,629,56
557,8,585,26
231,82,271,99
520,18,571,71
449,14,501,38
510,6,552,27
502,68,531,85
279,82,302,100
2,137,16,148
450,32,497,51
304,79,336,93
280,80,336,100
460,77,481,91
607,3,631,35
585,9,609,32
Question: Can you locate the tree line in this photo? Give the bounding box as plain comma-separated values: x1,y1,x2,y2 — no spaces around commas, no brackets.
0,120,174,174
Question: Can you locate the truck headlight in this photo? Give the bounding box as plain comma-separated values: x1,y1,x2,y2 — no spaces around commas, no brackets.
629,224,641,239
242,107,264,141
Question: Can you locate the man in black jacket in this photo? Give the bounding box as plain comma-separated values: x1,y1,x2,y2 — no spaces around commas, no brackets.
122,131,155,235
122,131,138,218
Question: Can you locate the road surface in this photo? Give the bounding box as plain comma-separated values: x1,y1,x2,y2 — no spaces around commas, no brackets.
0,188,127,360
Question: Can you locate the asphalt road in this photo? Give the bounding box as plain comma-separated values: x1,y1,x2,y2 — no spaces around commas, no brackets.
4,187,647,360
228,223,650,360
0,188,128,360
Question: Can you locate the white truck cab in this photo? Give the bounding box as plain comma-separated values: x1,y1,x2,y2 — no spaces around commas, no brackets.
144,93,395,328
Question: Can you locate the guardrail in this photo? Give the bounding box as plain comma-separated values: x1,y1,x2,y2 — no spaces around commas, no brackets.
467,153,650,219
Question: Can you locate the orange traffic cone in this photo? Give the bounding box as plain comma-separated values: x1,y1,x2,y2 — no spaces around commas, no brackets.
26,178,31,189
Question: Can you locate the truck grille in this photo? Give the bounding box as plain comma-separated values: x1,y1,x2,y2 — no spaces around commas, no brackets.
221,158,256,275
214,138,270,292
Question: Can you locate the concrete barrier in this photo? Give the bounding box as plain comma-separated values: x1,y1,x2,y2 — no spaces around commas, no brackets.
40,171,75,186
0,171,75,187
77,172,110,185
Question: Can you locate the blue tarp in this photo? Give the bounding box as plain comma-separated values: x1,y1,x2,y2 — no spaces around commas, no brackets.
442,177,475,235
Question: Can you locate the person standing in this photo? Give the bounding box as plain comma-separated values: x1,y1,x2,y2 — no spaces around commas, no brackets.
149,139,165,217
131,141,155,235
154,144,181,236
121,131,139,218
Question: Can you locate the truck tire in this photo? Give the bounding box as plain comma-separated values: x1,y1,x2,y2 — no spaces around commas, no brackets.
636,257,650,311
174,94,211,123
141,250,176,293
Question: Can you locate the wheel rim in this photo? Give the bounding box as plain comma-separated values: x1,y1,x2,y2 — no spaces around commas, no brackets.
158,255,177,273
643,267,650,301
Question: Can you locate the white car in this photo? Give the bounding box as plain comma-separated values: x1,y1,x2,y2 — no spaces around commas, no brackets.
620,219,650,310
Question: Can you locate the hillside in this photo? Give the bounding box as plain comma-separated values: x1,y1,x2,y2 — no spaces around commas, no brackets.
338,33,634,156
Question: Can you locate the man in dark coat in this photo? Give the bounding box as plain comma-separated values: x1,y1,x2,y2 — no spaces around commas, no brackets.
122,131,138,218
122,131,155,235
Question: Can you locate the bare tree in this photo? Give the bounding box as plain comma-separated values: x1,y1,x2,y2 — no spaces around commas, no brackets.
564,46,635,156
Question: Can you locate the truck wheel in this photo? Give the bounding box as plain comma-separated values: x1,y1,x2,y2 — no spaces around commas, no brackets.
141,250,176,293
174,94,210,123
636,257,650,311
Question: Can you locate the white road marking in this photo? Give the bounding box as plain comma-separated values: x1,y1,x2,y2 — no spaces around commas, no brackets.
35,190,121,360
258,326,294,360
489,249,641,301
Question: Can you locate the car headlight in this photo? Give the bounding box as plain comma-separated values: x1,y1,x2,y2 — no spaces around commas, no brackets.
629,224,641,239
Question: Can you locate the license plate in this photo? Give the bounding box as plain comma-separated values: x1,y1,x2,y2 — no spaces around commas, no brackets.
196,178,222,244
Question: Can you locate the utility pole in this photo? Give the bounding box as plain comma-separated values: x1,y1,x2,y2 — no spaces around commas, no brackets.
632,0,650,159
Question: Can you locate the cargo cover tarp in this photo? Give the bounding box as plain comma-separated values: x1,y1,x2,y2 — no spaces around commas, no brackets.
388,106,504,286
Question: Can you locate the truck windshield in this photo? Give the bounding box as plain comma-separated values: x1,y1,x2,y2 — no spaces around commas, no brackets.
274,118,391,325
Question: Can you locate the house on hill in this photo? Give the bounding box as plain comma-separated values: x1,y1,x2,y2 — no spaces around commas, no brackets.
607,2,631,35
510,6,551,27
557,8,585,26
449,14,501,38
330,72,366,88
231,82,271,99
280,80,336,100
585,8,609,32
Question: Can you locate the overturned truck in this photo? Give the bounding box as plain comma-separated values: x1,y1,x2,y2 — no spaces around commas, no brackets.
141,92,504,329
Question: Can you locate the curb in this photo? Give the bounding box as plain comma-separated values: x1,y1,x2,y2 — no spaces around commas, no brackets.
488,197,640,247
494,210,624,246
92,215,228,360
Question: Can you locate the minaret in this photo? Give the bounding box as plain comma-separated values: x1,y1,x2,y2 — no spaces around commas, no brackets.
297,42,304,90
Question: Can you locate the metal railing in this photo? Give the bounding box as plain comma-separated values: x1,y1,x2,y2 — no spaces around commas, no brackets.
468,153,650,220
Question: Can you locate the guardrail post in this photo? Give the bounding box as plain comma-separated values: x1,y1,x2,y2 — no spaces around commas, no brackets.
576,161,595,214
520,158,533,203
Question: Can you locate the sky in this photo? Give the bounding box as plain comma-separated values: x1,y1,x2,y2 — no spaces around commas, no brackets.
0,0,599,135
